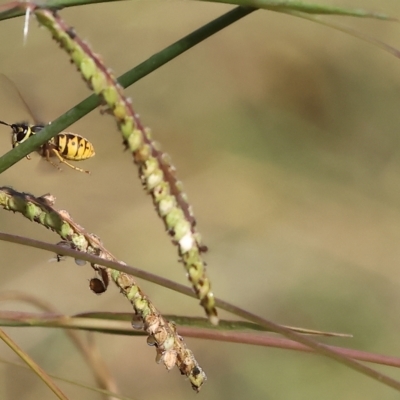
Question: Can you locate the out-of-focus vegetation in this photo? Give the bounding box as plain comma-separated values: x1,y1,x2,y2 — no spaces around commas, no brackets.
1,1,400,399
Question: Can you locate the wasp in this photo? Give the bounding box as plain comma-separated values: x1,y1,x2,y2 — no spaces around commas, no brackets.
0,120,95,173
0,75,95,174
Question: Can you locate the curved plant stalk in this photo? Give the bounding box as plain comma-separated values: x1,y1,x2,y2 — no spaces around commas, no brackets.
0,231,356,339
29,5,218,324
2,310,400,371
176,327,400,369
0,285,351,338
0,328,70,400
285,10,400,58
0,310,396,368
0,187,206,392
0,232,353,337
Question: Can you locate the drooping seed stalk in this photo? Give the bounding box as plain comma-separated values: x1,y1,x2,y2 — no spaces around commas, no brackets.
0,186,206,391
29,4,218,325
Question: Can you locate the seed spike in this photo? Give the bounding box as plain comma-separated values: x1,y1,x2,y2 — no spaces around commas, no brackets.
31,5,219,324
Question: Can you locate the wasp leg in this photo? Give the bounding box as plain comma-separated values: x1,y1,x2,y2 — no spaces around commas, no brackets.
50,148,91,174
44,147,62,171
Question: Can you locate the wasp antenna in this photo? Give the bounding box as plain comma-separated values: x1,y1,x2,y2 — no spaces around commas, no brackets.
0,120,11,127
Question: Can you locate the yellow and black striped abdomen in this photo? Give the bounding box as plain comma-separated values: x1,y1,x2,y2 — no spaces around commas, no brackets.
54,133,95,161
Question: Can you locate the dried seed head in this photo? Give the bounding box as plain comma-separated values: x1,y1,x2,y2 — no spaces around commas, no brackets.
131,317,144,330
147,335,157,347
89,277,107,294
162,350,177,370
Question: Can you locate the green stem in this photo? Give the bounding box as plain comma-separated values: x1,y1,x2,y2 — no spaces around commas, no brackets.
0,6,255,174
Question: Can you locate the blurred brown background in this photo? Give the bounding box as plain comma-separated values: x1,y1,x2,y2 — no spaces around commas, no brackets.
1,0,400,399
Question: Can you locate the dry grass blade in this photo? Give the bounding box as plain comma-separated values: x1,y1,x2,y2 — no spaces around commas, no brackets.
0,291,119,399
0,328,70,400
0,356,133,400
